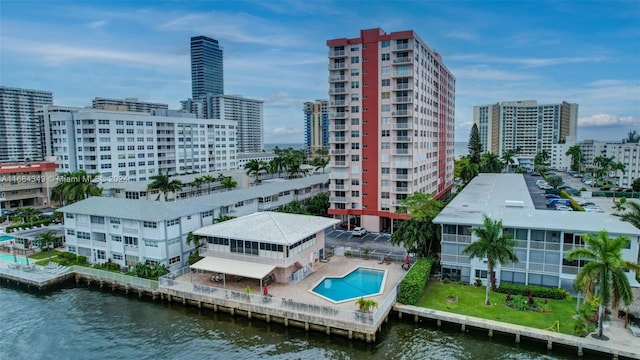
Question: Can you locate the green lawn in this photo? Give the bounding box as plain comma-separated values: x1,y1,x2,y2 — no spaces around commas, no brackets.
28,250,63,260
416,282,577,335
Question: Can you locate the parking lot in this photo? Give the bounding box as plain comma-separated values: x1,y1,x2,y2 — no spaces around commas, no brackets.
522,173,554,210
323,228,406,257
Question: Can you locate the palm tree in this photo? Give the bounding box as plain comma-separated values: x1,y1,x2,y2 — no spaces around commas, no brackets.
312,157,330,173
199,174,217,194
566,230,640,339
190,177,204,197
220,177,237,190
51,170,102,205
147,173,183,201
244,159,266,184
185,231,201,252
620,201,640,229
34,231,60,262
460,162,479,184
462,215,518,306
566,145,584,173
480,152,503,173
501,149,515,173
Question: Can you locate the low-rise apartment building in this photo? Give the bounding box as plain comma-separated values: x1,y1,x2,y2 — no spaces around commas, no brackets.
58,175,329,269
434,174,640,292
0,161,58,209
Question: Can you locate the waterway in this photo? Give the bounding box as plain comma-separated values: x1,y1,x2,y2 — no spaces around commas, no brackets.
0,285,600,359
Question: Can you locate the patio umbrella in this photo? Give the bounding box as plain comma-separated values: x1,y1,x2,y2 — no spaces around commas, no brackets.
263,283,268,296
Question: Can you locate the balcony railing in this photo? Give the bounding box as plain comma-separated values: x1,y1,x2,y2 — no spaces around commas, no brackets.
330,100,346,106
329,184,346,190
332,161,347,167
329,75,347,82
330,112,347,118
392,136,412,142
330,149,346,154
393,96,412,103
329,87,347,94
393,187,410,193
329,63,347,70
330,124,346,131
392,122,411,129
329,49,347,57
391,71,413,78
392,110,413,116
330,137,346,143
391,43,414,51
392,57,411,64
392,148,412,155
392,173,411,180
392,83,413,90
330,196,347,203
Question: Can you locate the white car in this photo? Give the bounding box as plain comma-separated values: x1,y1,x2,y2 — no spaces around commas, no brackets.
351,227,367,236
556,205,573,211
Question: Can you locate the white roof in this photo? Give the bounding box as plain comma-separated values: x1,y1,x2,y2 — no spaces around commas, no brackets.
190,256,275,280
434,173,640,236
194,212,339,245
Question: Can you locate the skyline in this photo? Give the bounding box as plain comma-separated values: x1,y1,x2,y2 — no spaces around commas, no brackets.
1,0,638,144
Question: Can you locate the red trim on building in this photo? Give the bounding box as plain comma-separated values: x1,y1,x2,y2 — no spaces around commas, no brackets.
0,162,58,174
361,28,380,215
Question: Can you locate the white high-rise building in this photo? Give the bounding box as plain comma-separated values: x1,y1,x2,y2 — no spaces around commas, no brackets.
47,106,236,180
326,28,456,232
181,94,264,153
473,100,578,157
605,142,639,188
0,86,53,162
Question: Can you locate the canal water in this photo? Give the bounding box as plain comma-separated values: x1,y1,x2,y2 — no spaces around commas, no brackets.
0,285,601,359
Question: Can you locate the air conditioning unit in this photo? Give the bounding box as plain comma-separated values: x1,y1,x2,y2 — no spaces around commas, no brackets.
482,257,489,263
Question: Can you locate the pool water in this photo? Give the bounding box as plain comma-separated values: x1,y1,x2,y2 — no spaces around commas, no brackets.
0,253,28,264
311,267,386,303
0,235,15,244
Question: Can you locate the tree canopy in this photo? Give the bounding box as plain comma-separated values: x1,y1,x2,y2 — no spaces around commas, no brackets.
468,124,483,165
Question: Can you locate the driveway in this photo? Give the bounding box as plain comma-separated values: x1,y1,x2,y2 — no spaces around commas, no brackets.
324,228,406,257
522,173,553,210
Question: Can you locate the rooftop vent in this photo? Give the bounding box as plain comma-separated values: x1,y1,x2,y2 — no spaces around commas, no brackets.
505,200,524,208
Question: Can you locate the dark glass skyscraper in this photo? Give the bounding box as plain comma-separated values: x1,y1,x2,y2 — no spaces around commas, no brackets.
191,36,224,99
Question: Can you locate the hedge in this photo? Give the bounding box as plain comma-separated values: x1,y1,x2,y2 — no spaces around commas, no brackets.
397,257,433,305
5,219,53,233
560,190,584,211
496,283,569,300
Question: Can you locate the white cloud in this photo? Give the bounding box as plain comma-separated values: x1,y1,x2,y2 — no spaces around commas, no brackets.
87,20,107,29
578,114,639,127
452,67,538,81
271,127,302,135
449,53,607,68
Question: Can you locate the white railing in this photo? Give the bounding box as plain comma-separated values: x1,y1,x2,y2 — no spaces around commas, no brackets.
70,265,159,289
291,265,313,283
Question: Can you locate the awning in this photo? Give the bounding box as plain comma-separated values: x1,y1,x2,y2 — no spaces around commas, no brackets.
190,256,275,280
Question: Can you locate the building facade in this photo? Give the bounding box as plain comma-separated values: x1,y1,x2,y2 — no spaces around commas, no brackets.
434,174,640,292
0,161,58,209
59,174,330,269
304,100,330,154
473,100,578,158
605,142,640,188
47,106,236,180
326,28,455,232
181,94,264,153
0,86,53,163
191,35,224,99
92,97,168,113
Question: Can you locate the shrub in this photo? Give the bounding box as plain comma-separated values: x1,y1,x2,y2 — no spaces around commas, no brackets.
474,278,482,287
560,190,584,211
59,252,77,261
76,255,87,264
508,294,530,311
446,286,458,299
397,257,433,305
496,283,569,300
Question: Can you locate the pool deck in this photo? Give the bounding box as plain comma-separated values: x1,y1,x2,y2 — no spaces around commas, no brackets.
179,255,407,312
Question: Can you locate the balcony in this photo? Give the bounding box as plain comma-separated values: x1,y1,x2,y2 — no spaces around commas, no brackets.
392,136,412,142
392,96,412,103
329,63,347,70
329,49,347,58
330,196,347,203
330,149,346,154
329,184,346,191
392,122,411,130
329,87,347,94
329,75,347,82
331,137,346,143
392,173,411,180
391,71,413,78
391,43,414,52
330,100,346,106
392,148,412,155
392,83,413,91
393,187,410,193
392,57,411,64
332,161,347,167
330,124,347,131
330,112,347,118
392,110,413,116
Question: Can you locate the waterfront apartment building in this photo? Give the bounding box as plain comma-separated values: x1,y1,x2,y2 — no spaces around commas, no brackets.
46,106,236,180
0,161,58,209
58,174,330,269
0,86,53,163
92,97,168,113
434,174,640,292
191,35,224,99
473,100,578,158
304,100,330,154
181,94,264,153
605,142,639,188
326,28,456,232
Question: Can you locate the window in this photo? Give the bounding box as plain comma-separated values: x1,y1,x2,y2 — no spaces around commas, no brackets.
65,213,74,219
381,66,390,74
350,56,359,64
381,104,390,112
351,81,359,89
77,232,90,240
144,239,159,248
111,235,122,242
381,168,390,174
350,69,359,77
96,250,106,260
169,256,181,265
167,218,180,226
381,79,390,86
143,221,157,228
381,130,390,137
124,236,138,246
381,40,390,48
381,92,390,99
381,53,390,61
66,229,75,235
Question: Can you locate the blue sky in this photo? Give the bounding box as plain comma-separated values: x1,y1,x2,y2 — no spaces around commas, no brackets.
1,0,638,144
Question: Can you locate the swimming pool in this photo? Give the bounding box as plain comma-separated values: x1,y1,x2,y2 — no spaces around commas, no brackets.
0,235,15,244
310,267,387,303
0,253,27,264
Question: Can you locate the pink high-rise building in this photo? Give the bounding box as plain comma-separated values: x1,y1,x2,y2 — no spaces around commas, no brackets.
327,28,455,232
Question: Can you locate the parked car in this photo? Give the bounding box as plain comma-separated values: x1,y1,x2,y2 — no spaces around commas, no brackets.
545,194,561,199
547,198,571,208
351,227,367,237
579,201,596,207
531,172,540,176
556,205,573,211
1,209,15,216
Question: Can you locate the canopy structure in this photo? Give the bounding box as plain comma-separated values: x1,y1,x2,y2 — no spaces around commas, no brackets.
191,256,275,281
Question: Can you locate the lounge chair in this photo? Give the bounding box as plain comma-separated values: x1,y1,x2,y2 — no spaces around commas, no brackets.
630,325,640,337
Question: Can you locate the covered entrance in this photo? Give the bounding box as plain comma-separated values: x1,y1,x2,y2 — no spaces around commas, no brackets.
190,256,276,292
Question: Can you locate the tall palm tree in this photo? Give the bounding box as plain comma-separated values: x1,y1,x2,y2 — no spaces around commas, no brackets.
566,145,584,173
462,215,518,306
147,173,183,201
501,149,515,173
460,162,479,184
480,152,503,173
185,231,202,253
220,177,237,190
244,160,266,184
620,201,640,229
312,157,330,173
190,177,204,197
566,230,640,339
199,174,217,194
51,170,102,205
34,230,60,262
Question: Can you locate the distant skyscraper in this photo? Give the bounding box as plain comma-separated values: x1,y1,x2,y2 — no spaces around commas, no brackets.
304,100,329,153
191,35,224,99
473,100,578,157
327,28,456,232
0,86,53,163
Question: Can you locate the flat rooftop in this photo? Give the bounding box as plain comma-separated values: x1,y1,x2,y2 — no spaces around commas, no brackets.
434,174,640,236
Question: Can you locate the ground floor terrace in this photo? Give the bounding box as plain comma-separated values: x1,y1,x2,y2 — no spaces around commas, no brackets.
160,255,408,341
